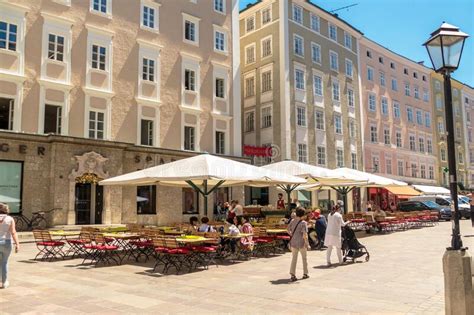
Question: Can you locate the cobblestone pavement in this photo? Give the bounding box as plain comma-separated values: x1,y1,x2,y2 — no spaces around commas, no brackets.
2,220,474,314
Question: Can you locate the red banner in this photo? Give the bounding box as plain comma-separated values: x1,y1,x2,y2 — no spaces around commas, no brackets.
243,145,272,157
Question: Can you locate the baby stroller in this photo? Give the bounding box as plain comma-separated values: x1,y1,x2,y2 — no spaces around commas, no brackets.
341,225,370,263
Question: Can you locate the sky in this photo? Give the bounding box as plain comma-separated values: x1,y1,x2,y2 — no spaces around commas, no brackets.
239,0,474,87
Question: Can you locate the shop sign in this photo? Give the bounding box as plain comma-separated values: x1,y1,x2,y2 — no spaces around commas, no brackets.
0,143,46,155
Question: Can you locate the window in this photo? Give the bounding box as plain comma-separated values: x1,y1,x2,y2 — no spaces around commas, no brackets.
379,57,384,64
215,131,225,154
436,95,442,109
261,107,272,128
215,77,225,98
381,97,388,115
403,68,408,75
294,35,304,56
92,0,107,14
411,163,417,177
380,72,385,86
395,160,403,176
142,5,156,29
349,120,356,138
366,50,372,58
311,43,321,63
140,119,154,146
330,51,338,71
261,70,272,93
329,23,337,41
214,30,226,52
262,7,272,25
441,148,446,161
438,121,444,133
409,135,416,151
245,76,254,97
429,166,434,179
0,21,17,51
435,80,441,90
137,186,156,215
372,156,379,172
184,126,195,150
424,112,431,128
297,106,306,127
414,86,419,99
391,78,398,91
416,110,423,125
393,102,401,118
345,59,353,78
336,149,344,167
317,146,326,165
332,81,340,101
184,69,196,91
48,34,64,61
293,5,303,24
313,75,323,96
422,75,427,81
370,125,377,143
310,14,320,32
427,139,433,154
368,93,376,111
469,130,473,143
91,45,106,70
0,98,14,130
298,144,307,163
367,67,374,81
315,111,324,130
244,111,255,133
246,45,255,64
351,153,357,169
88,111,105,139
295,69,305,90
334,115,342,134
390,62,395,69
423,90,429,102
44,104,62,134
396,132,402,147
404,83,410,96
262,37,272,57
344,32,352,49
142,58,155,82
348,89,354,107
184,20,196,42
384,129,390,145
457,126,461,138
407,107,414,122
386,159,392,175
214,0,224,13
246,16,255,33
182,188,199,214
419,137,425,153
413,72,418,79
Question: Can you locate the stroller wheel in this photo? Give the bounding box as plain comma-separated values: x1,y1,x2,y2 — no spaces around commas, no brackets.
365,255,370,262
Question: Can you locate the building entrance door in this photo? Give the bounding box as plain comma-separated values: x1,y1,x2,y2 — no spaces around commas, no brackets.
75,183,103,224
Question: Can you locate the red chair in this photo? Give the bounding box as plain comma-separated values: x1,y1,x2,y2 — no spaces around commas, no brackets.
33,230,65,261
82,233,120,266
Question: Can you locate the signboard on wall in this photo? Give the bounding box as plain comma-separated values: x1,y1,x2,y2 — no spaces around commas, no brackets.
0,161,23,213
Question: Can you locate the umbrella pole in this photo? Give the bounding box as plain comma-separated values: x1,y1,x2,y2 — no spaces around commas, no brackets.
185,180,226,218
203,180,208,216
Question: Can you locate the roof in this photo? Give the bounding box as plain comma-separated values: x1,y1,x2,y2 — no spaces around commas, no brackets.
239,0,262,13
413,185,450,195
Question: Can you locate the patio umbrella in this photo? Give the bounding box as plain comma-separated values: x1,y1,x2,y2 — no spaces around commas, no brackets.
100,153,305,215
262,160,367,211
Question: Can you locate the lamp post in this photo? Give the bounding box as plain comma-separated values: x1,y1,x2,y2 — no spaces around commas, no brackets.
424,22,473,315
423,22,469,250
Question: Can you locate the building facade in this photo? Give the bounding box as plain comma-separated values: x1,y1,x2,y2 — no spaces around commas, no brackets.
0,0,243,226
430,73,468,188
462,84,474,189
360,38,437,186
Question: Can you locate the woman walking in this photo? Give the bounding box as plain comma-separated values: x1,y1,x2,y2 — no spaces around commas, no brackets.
0,203,20,289
287,207,309,282
325,204,347,266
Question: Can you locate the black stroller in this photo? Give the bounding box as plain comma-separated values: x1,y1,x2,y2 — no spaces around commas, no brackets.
341,225,370,263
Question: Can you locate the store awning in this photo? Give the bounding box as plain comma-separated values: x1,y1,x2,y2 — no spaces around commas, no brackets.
412,185,450,195
297,191,310,202
386,186,421,198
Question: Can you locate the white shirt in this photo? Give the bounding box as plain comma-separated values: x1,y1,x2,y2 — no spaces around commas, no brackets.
234,204,244,216
0,215,13,241
324,212,346,247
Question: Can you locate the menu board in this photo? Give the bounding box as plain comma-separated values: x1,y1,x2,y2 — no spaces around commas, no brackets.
0,161,23,213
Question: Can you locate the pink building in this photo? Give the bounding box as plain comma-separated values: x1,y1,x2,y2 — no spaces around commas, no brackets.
360,38,437,186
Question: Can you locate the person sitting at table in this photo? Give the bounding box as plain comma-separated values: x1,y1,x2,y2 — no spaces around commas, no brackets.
222,217,239,254
239,217,254,250
373,206,387,219
198,217,215,233
189,216,199,231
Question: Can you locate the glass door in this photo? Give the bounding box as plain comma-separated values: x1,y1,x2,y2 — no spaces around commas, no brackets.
75,183,91,224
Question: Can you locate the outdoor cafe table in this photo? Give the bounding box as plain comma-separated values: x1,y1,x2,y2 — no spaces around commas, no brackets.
265,229,288,234
103,233,140,263
175,237,215,244
220,233,253,239
49,231,81,241
164,230,185,236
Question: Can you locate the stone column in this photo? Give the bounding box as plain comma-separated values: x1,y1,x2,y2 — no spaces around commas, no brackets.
443,249,474,315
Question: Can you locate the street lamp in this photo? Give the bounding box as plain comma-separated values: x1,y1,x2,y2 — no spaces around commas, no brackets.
423,22,468,251
424,23,472,315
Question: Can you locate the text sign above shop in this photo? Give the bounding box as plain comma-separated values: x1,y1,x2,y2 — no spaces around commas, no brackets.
0,143,46,155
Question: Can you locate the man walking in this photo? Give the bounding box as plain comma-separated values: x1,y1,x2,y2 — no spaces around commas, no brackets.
287,207,309,281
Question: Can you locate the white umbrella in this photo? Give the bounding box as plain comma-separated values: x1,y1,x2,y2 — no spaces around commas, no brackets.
100,153,305,215
331,168,407,187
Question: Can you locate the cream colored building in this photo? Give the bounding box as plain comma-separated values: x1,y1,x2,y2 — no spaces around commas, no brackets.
0,0,243,226
239,0,364,210
462,84,474,189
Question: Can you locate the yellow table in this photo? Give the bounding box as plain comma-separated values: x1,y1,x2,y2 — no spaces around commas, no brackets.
155,226,175,230
266,229,288,234
221,233,253,239
50,231,81,237
176,237,215,244
103,233,139,239
164,230,184,235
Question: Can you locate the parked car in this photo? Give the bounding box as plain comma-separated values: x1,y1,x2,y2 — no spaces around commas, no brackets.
398,200,452,221
409,195,470,219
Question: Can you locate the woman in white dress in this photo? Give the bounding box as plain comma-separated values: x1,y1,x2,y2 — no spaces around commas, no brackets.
325,205,347,266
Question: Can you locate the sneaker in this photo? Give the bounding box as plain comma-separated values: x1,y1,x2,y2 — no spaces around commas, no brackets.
302,274,309,279
2,281,9,289
290,275,297,282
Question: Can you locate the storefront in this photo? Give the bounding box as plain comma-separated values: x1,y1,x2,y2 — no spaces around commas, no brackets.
0,132,246,226
367,186,420,211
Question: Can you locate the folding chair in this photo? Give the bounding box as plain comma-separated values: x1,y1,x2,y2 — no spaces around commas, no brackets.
33,230,65,261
